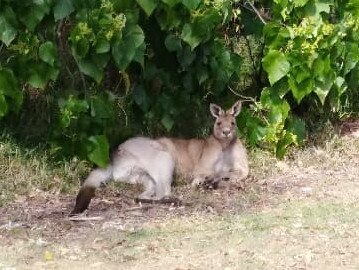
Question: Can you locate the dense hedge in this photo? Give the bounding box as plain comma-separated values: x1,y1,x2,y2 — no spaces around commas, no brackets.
0,0,358,165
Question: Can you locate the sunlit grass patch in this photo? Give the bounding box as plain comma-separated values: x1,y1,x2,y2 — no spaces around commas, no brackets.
123,200,359,242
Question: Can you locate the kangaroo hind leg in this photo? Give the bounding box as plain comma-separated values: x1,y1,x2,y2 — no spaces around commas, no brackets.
136,171,157,200
152,159,181,205
134,171,181,205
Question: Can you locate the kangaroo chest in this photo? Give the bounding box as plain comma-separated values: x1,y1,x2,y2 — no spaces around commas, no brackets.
213,148,234,174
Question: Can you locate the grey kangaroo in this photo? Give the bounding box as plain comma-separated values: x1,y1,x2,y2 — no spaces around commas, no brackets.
70,101,249,215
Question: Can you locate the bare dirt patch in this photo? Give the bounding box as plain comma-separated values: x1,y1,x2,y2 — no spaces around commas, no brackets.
0,180,259,269
0,178,255,240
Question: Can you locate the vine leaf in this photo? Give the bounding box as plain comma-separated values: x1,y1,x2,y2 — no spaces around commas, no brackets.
287,116,306,144
87,135,109,168
304,1,331,18
0,15,17,46
314,86,330,105
161,114,174,131
344,42,359,75
165,34,182,52
276,132,297,158
39,41,57,67
347,0,359,15
161,0,179,7
27,64,59,89
20,2,50,31
78,58,103,84
136,0,158,16
293,0,310,7
0,68,22,115
133,84,150,112
262,50,290,86
182,0,201,9
288,77,313,103
54,0,75,21
95,38,111,54
181,23,202,50
112,24,145,70
0,95,8,118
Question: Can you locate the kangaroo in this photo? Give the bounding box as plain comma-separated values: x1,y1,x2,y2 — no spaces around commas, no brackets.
70,101,249,215
158,100,249,188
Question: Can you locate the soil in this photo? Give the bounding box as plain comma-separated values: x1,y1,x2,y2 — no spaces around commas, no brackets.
0,179,254,241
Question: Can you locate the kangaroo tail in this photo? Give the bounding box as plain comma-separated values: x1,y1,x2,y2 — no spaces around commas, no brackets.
70,166,113,216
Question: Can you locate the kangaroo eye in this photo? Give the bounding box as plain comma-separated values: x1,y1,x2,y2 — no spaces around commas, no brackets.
231,122,235,126
217,122,222,126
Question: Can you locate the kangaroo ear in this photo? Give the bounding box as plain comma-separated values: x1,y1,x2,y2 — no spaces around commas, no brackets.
210,103,224,118
228,100,242,117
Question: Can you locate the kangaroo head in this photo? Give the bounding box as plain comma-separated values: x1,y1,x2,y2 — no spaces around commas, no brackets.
210,100,242,142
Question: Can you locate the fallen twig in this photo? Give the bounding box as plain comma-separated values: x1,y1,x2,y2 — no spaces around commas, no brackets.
68,216,104,221
124,205,155,212
0,221,30,230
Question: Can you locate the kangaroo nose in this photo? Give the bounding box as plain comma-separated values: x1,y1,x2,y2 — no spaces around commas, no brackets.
223,130,230,136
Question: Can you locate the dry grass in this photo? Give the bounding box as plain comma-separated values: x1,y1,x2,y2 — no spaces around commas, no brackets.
1,135,359,269
0,136,90,206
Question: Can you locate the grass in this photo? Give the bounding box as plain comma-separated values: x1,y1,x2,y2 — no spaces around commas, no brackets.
105,199,359,269
0,134,90,206
124,200,359,242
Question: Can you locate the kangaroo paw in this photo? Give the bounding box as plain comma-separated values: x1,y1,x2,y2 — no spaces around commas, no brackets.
202,177,220,190
191,178,204,188
69,186,96,216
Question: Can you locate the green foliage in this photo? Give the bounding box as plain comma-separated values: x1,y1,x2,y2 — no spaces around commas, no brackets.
136,0,158,16
87,135,109,168
262,50,290,86
1,0,359,165
39,41,57,66
53,0,75,21
0,10,17,46
54,93,117,166
254,0,359,156
0,68,22,117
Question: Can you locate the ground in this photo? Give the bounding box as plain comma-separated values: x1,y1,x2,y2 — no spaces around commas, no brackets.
1,137,359,269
